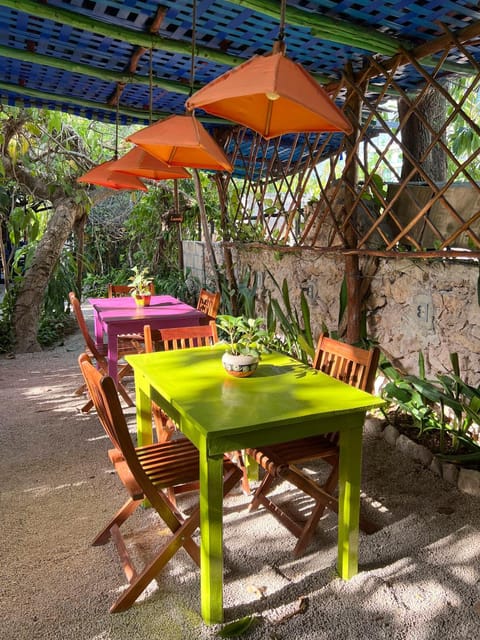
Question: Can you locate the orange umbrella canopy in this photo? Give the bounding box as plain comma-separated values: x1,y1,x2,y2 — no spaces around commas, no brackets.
126,114,233,172
110,147,191,180
186,52,353,139
77,160,148,191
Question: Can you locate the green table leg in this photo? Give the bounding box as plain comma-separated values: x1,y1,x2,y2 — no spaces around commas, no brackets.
199,444,224,624
135,376,153,448
337,422,363,579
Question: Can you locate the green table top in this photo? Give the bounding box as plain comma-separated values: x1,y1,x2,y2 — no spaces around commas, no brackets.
127,346,384,455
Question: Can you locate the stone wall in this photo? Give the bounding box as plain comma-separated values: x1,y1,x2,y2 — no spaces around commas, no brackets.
217,245,480,385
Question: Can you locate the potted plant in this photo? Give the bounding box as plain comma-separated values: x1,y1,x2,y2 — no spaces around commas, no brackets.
216,315,269,378
129,266,153,307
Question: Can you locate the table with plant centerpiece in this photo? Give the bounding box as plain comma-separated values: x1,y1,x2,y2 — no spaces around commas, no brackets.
126,343,384,624
88,294,206,381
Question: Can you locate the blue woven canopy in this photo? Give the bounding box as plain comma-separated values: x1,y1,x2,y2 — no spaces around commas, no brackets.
0,0,478,175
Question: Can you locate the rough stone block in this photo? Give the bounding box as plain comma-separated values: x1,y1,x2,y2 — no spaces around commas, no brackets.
430,456,443,476
396,434,433,466
457,468,480,497
364,417,384,437
383,424,400,445
442,462,459,485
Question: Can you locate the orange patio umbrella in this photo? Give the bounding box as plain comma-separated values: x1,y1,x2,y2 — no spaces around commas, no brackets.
186,50,353,140
109,146,191,180
77,160,148,191
126,113,233,172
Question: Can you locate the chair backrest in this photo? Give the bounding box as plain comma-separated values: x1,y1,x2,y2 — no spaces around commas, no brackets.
69,292,106,365
313,334,380,393
196,289,221,318
78,353,123,451
143,320,219,353
78,353,164,508
108,283,155,297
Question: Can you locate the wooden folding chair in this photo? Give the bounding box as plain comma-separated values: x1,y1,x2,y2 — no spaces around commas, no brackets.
246,334,380,557
79,353,242,613
196,288,221,319
107,283,155,297
143,321,219,444
69,292,138,412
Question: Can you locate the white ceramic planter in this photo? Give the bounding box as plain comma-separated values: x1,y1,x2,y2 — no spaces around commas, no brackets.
221,351,259,378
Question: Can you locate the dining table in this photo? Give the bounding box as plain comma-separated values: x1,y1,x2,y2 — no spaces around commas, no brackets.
88,294,206,381
126,344,385,625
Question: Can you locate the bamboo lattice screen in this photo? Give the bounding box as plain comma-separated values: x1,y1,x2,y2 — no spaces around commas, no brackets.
217,26,480,260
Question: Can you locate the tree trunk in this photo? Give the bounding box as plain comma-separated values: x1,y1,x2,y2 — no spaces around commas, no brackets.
12,197,83,352
399,88,448,182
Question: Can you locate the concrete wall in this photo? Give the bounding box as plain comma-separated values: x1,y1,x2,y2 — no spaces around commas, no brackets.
183,240,206,285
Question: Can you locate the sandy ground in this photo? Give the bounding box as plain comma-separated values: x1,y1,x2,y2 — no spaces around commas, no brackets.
1,319,479,640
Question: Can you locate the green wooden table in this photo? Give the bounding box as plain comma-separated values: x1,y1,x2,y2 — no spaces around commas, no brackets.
126,345,384,624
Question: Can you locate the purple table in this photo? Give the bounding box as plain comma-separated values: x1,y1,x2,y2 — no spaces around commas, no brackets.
88,295,206,381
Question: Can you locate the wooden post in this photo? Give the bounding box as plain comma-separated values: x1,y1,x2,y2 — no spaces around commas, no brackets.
342,65,363,344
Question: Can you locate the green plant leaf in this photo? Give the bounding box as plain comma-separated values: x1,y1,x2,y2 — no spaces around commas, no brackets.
300,290,313,349
281,278,293,318
418,351,425,379
217,615,255,638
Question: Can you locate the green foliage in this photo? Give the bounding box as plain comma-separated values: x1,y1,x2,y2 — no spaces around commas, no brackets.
156,266,195,304
43,247,78,316
265,272,315,363
446,76,480,180
217,615,255,638
128,266,153,296
0,290,15,352
381,351,480,465
37,309,76,347
216,315,269,356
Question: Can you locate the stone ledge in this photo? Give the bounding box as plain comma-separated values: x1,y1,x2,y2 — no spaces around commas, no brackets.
370,418,480,498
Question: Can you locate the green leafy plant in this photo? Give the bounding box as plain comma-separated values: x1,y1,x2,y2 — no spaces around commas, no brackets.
128,266,153,296
265,272,315,363
216,315,269,357
381,351,480,466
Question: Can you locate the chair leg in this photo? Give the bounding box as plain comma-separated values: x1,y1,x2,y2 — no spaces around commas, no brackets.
110,464,242,613
81,398,94,413
152,404,176,443
117,380,134,407
227,450,251,495
92,497,142,546
110,504,201,613
75,382,87,396
248,471,275,512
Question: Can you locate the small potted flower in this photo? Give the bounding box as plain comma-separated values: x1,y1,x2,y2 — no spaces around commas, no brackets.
129,266,153,307
216,315,269,378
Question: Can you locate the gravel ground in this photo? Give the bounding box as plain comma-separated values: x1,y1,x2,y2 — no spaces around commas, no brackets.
1,321,479,640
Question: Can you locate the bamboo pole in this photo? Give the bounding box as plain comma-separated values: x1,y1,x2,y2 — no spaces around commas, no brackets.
342,65,363,344
231,0,411,56
0,44,188,96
